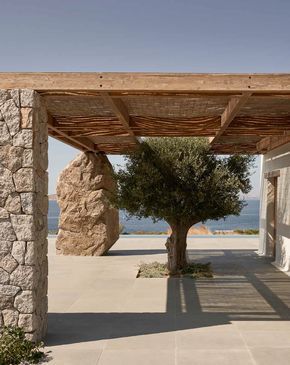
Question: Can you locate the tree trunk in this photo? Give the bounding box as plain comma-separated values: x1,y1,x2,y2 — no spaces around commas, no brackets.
165,223,190,275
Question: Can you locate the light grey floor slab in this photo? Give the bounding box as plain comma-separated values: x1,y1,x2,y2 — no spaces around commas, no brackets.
45,236,290,364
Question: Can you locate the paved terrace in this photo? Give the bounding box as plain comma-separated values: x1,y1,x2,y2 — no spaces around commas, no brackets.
46,236,290,365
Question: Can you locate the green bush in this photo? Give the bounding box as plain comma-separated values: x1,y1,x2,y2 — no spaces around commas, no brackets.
0,326,44,365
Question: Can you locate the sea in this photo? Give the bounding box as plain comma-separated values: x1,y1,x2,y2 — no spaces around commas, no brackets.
48,199,260,233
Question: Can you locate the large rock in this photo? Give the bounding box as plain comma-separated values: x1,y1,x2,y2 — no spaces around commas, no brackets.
56,152,119,256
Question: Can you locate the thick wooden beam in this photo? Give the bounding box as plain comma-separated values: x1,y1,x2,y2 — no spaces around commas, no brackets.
256,135,290,154
210,92,252,144
48,115,98,152
1,73,290,92
101,93,139,144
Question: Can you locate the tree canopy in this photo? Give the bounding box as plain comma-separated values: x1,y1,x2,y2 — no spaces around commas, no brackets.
114,137,254,228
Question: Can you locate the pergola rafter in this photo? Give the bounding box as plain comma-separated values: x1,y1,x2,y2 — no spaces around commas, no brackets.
101,92,140,145
209,92,252,145
1,72,290,154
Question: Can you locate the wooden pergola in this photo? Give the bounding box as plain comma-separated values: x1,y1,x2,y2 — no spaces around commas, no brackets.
1,72,290,154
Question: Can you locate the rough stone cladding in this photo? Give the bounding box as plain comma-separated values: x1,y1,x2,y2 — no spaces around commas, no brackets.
0,89,48,341
56,152,119,256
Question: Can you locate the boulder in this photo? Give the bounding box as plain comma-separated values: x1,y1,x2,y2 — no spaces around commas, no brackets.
56,152,119,256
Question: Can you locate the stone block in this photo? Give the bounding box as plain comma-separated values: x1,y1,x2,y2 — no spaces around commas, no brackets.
20,107,33,129
0,145,23,172
2,309,19,326
0,99,20,136
12,241,26,264
20,89,39,108
13,129,33,148
0,269,9,284
10,265,35,290
0,294,14,310
0,241,13,254
18,313,37,332
0,253,18,273
0,90,10,104
0,166,15,206
0,221,17,241
13,168,34,192
0,121,12,145
0,208,9,219
22,149,33,167
0,284,21,296
9,89,20,107
20,193,35,214
5,193,21,214
10,214,35,241
14,290,34,313
25,241,35,265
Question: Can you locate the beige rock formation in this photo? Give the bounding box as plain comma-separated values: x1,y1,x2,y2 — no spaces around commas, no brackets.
56,152,119,256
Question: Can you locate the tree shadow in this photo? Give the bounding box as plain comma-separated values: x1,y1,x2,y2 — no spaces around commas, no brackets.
107,249,167,256
46,249,290,346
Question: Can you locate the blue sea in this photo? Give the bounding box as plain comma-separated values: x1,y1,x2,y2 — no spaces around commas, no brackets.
48,200,260,233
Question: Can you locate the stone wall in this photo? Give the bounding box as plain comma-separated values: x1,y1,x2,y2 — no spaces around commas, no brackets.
0,90,48,341
56,152,119,256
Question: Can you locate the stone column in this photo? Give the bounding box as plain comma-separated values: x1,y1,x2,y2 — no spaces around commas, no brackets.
56,152,119,256
0,89,48,341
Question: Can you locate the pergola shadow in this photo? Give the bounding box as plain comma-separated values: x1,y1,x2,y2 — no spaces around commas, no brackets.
46,249,290,347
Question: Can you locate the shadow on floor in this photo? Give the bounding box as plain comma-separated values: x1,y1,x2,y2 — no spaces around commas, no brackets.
107,249,167,256
46,249,290,346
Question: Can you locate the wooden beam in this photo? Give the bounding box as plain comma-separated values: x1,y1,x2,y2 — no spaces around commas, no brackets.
1,73,290,92
210,92,252,144
256,135,290,154
47,115,98,152
101,93,139,144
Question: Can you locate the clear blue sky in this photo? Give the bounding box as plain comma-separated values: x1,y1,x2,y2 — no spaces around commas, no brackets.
1,0,290,196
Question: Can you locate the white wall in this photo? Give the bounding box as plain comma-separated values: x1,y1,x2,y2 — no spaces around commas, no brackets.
259,142,290,271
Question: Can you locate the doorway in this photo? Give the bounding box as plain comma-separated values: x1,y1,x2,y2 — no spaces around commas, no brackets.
266,173,279,258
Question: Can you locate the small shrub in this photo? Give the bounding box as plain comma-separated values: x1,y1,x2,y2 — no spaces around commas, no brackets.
234,229,259,235
138,262,168,278
138,261,213,278
0,326,44,365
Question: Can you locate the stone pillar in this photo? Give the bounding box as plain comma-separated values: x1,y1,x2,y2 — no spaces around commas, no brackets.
56,152,119,256
0,90,48,341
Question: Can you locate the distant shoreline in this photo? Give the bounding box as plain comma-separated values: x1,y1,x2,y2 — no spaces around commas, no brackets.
48,229,259,236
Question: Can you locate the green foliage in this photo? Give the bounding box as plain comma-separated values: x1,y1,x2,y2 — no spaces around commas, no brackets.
0,326,44,365
114,137,254,227
138,261,213,278
234,229,259,235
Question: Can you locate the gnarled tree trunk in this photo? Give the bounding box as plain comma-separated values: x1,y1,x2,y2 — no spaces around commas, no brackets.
165,222,191,275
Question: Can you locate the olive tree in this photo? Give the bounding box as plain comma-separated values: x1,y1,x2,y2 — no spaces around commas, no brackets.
113,137,254,274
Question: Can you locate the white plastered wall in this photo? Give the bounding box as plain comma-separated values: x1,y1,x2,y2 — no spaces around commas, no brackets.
259,142,290,271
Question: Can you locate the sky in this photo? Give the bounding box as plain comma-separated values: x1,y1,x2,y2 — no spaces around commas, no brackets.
1,0,290,196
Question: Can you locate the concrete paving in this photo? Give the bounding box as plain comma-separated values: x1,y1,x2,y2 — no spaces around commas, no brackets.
45,236,290,364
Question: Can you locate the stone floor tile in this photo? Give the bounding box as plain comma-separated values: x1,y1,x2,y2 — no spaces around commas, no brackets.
97,349,175,365
250,347,290,365
177,349,255,365
46,348,102,365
